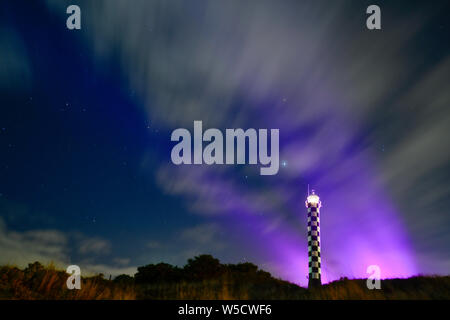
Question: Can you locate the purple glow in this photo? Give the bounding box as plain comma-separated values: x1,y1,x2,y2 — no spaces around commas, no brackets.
160,153,418,287
158,99,418,286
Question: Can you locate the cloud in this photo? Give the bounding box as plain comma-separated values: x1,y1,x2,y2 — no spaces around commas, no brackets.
0,27,32,91
382,57,450,191
0,216,137,276
113,257,130,266
77,237,111,255
0,217,68,267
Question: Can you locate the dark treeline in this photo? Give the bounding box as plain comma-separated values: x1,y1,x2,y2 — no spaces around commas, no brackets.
113,254,305,299
130,254,272,284
2,256,449,299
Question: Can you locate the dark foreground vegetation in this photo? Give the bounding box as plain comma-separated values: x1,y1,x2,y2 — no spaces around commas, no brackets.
1,255,449,299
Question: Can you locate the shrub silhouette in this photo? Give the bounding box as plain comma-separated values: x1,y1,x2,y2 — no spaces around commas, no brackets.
184,255,223,281
113,274,134,285
1,257,449,299
0,262,135,299
135,255,227,284
135,263,183,284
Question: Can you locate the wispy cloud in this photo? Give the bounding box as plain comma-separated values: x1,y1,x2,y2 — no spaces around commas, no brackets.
0,217,68,267
0,216,136,277
77,237,111,255
0,27,32,91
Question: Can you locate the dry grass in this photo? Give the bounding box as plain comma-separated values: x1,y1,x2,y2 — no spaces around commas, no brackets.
1,263,449,300
308,276,450,300
137,278,251,300
0,263,135,300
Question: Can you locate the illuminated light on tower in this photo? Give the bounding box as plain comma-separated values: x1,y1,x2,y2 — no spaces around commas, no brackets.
305,189,322,288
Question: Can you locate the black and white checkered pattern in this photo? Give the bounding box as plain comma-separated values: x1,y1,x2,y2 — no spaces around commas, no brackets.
306,201,321,287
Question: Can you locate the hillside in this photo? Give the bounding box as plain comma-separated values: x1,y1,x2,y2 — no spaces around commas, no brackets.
1,255,449,299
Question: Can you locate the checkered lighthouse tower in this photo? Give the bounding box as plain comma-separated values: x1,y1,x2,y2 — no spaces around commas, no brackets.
306,190,322,288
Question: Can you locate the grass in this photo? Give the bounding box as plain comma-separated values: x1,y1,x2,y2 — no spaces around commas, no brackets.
0,262,449,300
0,262,135,300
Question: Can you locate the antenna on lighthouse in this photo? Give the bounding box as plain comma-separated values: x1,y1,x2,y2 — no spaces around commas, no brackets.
307,184,310,196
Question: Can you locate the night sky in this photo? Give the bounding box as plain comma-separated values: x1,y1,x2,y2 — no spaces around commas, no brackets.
1,0,449,286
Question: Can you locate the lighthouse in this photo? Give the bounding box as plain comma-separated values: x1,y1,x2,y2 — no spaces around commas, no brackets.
305,190,322,288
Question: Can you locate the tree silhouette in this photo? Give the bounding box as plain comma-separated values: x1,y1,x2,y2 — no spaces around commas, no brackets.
114,274,134,285
135,263,182,284
184,254,223,280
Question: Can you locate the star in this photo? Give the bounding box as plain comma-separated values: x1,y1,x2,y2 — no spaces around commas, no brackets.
281,160,288,167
